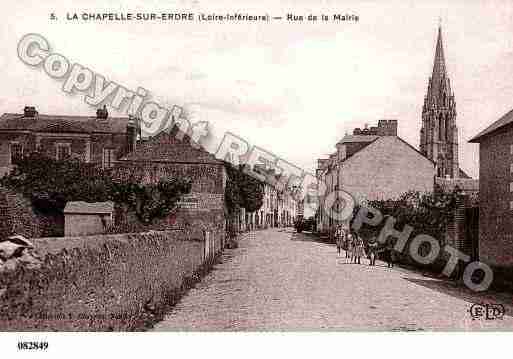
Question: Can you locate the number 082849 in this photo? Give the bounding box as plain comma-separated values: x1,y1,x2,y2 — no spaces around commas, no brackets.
17,341,49,350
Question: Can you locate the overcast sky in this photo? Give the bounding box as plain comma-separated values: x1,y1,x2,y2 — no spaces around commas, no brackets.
2,0,513,178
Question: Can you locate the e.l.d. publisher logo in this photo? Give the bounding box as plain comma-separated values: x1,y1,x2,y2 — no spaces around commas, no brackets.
469,303,505,320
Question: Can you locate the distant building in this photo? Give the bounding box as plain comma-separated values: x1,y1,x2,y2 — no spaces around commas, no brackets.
469,108,513,267
243,166,298,230
0,105,139,176
316,120,435,233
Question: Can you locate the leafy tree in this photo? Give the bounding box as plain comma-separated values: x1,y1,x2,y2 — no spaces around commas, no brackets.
224,164,264,213
224,163,265,236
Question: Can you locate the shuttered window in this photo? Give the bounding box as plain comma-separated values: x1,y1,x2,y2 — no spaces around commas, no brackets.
102,148,116,169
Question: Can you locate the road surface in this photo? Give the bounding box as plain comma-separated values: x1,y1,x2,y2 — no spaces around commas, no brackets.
153,228,513,331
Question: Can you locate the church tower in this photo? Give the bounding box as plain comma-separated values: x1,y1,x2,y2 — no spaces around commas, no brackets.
419,24,459,178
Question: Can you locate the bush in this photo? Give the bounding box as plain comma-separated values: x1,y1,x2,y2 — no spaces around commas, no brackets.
352,188,461,270
1,152,192,225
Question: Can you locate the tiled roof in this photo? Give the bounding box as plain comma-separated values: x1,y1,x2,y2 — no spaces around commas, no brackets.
64,201,114,214
343,136,435,166
120,130,223,165
0,113,129,134
469,108,513,142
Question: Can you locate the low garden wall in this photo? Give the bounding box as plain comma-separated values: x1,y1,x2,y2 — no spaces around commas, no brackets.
0,229,222,331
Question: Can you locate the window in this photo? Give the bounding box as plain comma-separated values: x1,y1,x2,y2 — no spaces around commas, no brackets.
438,114,443,141
10,142,23,163
102,148,116,169
56,143,71,160
445,116,451,141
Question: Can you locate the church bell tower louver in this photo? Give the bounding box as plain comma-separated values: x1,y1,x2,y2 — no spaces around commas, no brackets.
419,24,459,178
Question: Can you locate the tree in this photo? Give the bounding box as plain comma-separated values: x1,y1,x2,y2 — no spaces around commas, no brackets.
224,164,264,213
352,189,460,268
224,163,265,236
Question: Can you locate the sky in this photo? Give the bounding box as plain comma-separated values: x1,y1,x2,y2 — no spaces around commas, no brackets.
2,0,513,179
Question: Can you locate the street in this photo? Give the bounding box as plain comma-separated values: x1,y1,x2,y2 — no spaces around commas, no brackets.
153,228,513,331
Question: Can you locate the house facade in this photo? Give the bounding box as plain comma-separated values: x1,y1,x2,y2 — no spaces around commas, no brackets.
469,109,513,267
316,120,436,233
0,106,138,176
238,182,298,231
116,129,227,252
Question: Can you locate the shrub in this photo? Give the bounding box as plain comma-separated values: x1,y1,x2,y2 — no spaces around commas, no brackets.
1,152,192,225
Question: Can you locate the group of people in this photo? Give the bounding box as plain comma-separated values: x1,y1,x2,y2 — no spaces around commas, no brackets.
333,225,395,267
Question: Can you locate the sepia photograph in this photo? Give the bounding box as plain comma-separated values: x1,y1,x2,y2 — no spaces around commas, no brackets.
1,0,513,357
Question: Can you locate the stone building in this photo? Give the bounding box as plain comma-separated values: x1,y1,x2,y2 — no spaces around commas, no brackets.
115,128,227,251
419,25,469,179
237,179,298,231
469,108,513,267
0,105,139,176
316,120,435,233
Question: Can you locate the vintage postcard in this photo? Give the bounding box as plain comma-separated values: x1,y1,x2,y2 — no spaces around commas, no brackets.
1,0,513,357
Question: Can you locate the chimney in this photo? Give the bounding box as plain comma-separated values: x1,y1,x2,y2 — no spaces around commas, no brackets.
23,106,37,118
96,105,108,120
336,143,346,161
126,115,140,153
377,119,398,136
317,159,329,170
329,153,337,166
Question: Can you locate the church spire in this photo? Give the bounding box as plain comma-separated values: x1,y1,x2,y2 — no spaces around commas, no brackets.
432,25,446,86
425,24,451,108
420,23,459,179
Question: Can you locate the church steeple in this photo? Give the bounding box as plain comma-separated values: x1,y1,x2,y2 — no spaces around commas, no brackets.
432,25,446,84
420,24,459,179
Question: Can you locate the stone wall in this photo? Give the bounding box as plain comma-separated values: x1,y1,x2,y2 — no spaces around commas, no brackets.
478,127,513,267
0,187,63,239
0,230,221,331
114,161,227,253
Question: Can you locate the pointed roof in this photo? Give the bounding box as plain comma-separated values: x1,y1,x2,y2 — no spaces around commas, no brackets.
469,108,513,143
341,136,435,167
119,127,222,165
424,25,453,108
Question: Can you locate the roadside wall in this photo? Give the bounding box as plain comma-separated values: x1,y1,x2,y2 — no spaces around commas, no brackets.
0,187,64,238
0,229,221,331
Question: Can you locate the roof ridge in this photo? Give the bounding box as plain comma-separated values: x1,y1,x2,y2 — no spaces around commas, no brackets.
341,136,435,167
469,107,513,142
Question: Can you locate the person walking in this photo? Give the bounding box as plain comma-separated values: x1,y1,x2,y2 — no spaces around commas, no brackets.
368,237,378,266
335,225,346,256
383,240,395,268
347,231,355,263
344,229,352,258
353,232,366,265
